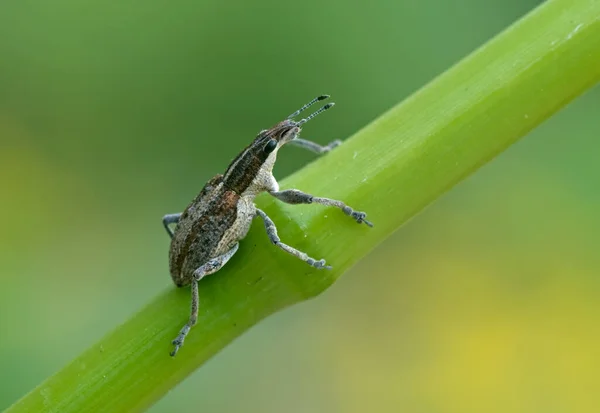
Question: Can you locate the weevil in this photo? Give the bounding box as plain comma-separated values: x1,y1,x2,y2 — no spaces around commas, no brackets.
162,95,373,356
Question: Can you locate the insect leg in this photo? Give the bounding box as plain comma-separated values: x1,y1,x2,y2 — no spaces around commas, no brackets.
288,138,342,154
170,280,198,357
170,243,239,357
269,190,373,227
255,208,331,270
162,213,182,239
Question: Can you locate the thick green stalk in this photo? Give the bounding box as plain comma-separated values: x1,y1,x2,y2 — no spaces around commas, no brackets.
7,0,599,411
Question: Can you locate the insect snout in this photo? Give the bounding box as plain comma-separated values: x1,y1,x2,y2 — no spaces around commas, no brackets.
279,124,301,142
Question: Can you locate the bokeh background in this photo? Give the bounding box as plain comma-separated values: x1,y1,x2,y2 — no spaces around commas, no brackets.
1,0,599,412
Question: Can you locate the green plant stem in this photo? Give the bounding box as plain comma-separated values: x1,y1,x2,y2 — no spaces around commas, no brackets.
8,0,599,411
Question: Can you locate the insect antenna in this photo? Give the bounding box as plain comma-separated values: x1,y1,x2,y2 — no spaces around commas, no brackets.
296,102,335,126
287,95,330,119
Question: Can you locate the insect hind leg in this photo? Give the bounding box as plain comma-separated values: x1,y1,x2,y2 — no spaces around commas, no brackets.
170,243,239,356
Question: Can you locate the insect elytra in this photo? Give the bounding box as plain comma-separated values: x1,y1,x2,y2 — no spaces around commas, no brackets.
162,95,372,356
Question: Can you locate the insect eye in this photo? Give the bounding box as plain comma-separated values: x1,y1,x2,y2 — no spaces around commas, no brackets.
264,139,278,154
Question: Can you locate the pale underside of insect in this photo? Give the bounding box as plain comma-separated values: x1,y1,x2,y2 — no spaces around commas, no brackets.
162,95,373,356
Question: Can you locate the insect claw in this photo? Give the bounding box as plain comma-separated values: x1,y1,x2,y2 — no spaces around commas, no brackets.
311,259,332,270
171,338,184,357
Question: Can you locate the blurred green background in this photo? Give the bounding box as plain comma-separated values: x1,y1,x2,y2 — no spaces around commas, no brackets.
1,0,599,412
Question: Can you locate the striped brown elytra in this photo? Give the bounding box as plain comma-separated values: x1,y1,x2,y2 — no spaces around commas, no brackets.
162,95,373,356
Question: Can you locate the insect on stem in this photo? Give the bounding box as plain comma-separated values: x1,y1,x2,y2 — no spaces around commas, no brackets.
163,95,371,356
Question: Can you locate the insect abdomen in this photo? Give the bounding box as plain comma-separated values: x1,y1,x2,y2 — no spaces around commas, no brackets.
169,184,241,286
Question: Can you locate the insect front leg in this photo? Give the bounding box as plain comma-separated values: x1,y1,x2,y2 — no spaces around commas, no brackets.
170,243,239,357
288,138,342,154
162,213,182,239
255,209,331,270
269,189,373,227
